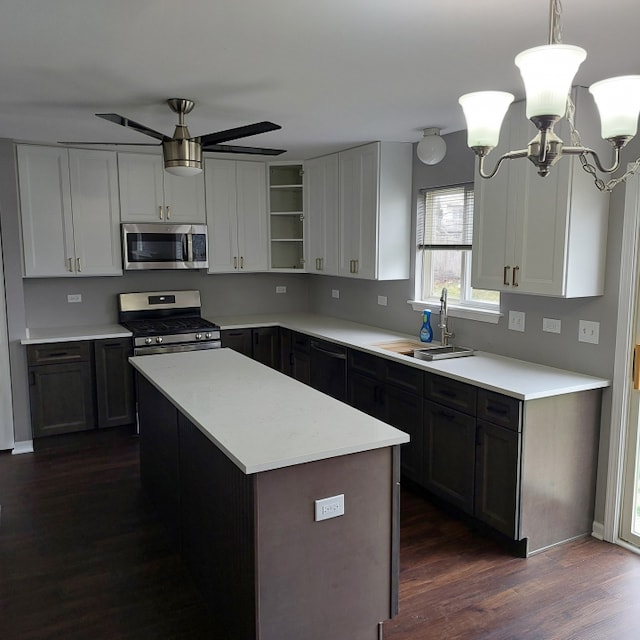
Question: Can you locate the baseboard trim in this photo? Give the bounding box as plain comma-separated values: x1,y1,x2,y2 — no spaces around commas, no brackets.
592,520,605,541
12,440,34,455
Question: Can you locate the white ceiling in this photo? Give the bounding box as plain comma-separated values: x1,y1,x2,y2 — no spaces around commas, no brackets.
0,0,638,160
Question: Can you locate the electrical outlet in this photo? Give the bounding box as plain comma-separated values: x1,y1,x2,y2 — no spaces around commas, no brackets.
67,294,82,303
377,295,387,306
543,318,561,334
332,289,340,299
578,320,600,344
314,494,345,521
508,310,525,332
275,286,287,294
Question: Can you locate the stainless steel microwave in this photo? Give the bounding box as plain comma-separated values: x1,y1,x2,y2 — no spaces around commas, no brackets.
122,223,209,270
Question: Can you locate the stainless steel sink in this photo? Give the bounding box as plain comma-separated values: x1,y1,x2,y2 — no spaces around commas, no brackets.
412,345,475,361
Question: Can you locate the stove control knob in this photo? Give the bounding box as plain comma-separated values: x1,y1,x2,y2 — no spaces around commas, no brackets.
205,332,212,339
195,333,203,340
156,336,163,344
145,337,153,345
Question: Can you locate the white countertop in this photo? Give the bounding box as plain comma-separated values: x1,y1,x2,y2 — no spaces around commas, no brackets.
21,324,132,344
214,313,610,401
130,348,409,475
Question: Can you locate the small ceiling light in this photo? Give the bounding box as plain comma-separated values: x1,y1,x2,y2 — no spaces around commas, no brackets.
457,0,640,191
416,128,447,165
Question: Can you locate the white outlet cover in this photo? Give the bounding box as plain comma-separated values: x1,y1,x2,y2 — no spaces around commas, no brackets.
315,494,345,521
542,318,561,334
331,289,340,299
377,295,387,306
67,294,82,303
508,310,525,332
578,320,600,344
275,286,287,294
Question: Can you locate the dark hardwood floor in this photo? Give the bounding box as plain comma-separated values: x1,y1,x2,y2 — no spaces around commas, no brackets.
1,428,639,640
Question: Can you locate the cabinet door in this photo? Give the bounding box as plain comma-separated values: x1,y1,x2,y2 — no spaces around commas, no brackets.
118,153,164,222
306,154,339,275
383,384,423,486
68,149,122,276
29,361,95,437
163,169,206,223
205,158,239,273
279,328,293,375
236,161,268,272
475,420,520,538
348,370,384,420
221,329,253,357
94,338,135,428
338,143,379,279
423,400,476,514
309,339,347,402
17,145,74,277
252,327,280,369
291,332,311,385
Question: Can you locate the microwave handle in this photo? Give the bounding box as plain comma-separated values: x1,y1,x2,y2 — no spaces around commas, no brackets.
186,233,193,262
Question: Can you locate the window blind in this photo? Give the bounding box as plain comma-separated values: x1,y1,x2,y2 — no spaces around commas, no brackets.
417,183,474,250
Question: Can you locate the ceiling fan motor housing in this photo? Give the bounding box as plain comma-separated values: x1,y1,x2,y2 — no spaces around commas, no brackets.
162,138,202,171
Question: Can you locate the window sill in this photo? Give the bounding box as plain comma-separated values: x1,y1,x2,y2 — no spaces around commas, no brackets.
408,300,502,324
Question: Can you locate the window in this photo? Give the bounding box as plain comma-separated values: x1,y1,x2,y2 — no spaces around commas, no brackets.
417,183,499,308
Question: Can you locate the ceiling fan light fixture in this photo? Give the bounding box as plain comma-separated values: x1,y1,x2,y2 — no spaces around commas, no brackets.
162,139,203,176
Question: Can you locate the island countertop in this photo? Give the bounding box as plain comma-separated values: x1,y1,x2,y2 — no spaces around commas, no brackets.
130,348,409,475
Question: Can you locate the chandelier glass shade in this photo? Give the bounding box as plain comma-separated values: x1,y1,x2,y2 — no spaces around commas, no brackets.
458,0,640,190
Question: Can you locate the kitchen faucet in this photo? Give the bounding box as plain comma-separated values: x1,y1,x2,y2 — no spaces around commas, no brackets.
439,288,455,346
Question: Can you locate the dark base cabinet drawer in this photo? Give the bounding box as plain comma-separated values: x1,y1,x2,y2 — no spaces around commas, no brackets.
27,341,91,366
425,374,477,415
477,390,521,431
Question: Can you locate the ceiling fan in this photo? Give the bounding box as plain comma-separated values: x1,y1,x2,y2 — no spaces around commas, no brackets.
62,98,286,176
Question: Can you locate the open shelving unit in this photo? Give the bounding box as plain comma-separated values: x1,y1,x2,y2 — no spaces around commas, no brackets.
268,163,304,271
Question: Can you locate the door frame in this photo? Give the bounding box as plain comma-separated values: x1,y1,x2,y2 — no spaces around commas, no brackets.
0,222,15,450
603,169,640,545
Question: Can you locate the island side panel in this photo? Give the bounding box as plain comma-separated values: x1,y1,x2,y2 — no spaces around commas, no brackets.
179,415,257,640
254,447,394,640
137,374,182,549
519,389,602,555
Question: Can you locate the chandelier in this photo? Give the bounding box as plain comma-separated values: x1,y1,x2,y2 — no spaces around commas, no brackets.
458,0,640,191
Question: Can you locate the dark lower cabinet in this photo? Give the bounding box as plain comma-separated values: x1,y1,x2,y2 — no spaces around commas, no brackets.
475,420,520,538
309,339,347,402
27,341,95,437
423,400,476,515
291,332,311,384
221,327,280,369
94,338,135,428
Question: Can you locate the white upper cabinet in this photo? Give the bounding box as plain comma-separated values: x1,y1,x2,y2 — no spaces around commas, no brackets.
305,154,339,276
18,145,122,277
118,152,205,223
472,88,610,297
205,158,268,273
338,142,412,280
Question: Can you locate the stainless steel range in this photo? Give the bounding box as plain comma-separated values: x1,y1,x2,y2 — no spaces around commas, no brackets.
118,290,221,356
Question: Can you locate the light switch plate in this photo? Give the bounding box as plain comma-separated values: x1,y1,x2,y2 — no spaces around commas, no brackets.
377,295,387,306
508,310,525,332
578,320,600,344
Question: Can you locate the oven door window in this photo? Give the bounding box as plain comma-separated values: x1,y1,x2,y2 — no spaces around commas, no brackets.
126,232,188,264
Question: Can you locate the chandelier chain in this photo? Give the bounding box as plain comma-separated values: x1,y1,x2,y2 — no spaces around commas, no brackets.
550,0,563,45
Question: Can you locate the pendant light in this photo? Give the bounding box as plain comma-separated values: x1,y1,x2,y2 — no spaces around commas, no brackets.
457,0,640,191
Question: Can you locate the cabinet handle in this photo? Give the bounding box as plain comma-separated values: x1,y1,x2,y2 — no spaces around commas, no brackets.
486,403,509,416
67,257,73,272
512,266,519,287
353,259,358,274
315,258,320,271
77,257,81,273
159,206,164,220
29,371,35,386
240,256,244,269
503,265,511,286
234,256,238,269
166,205,171,220
435,409,456,421
633,344,640,390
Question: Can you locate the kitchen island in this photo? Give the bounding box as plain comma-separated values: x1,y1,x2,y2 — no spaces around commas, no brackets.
130,348,409,640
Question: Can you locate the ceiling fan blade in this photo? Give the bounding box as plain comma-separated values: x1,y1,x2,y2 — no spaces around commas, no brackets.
202,143,286,156
96,113,170,142
58,141,160,146
199,121,282,146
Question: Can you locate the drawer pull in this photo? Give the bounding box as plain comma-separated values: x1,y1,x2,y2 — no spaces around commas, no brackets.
486,403,509,415
435,409,456,421
437,389,457,399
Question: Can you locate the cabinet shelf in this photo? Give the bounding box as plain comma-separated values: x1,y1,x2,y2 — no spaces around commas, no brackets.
269,162,305,271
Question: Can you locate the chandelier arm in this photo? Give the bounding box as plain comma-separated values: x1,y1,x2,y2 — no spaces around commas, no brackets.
563,146,622,174
478,149,528,179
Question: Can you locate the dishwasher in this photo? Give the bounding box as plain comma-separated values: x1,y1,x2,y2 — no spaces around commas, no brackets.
309,339,347,402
